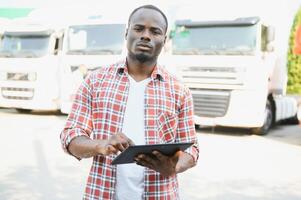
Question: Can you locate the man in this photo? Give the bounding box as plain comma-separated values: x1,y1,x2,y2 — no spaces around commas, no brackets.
60,4,199,199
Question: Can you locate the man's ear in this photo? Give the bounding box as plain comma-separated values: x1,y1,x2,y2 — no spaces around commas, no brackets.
164,35,167,44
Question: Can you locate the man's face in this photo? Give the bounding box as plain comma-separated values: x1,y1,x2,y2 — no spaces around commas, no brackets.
126,8,166,63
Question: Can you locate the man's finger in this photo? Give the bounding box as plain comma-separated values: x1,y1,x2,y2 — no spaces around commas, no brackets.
116,143,126,152
106,145,118,155
117,133,134,146
127,138,135,146
123,140,131,149
152,151,165,160
135,159,154,170
138,154,158,166
121,133,135,146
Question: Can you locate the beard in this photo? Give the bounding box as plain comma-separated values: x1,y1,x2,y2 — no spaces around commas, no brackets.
134,52,152,63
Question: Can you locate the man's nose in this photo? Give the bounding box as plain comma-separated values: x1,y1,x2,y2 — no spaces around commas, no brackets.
140,30,151,41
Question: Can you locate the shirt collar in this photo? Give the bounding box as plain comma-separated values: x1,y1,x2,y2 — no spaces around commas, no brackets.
116,59,128,74
150,64,165,81
116,59,166,82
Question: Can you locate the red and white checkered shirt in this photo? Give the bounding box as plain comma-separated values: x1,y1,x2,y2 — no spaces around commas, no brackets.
60,60,199,200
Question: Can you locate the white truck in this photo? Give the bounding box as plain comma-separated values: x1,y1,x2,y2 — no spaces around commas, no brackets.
58,17,126,114
167,16,298,134
0,19,63,112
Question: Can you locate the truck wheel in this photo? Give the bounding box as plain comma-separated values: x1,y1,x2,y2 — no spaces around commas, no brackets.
251,100,273,135
16,108,32,114
279,114,299,125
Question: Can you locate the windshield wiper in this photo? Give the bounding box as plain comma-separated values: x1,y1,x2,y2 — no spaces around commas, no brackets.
86,49,116,55
217,48,253,55
0,51,13,57
16,50,38,58
173,48,224,55
67,48,120,55
173,48,203,55
67,49,86,55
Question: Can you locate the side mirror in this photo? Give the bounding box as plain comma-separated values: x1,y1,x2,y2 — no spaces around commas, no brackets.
267,26,275,42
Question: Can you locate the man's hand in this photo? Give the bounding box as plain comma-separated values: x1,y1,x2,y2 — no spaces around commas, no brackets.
134,150,180,177
96,133,135,156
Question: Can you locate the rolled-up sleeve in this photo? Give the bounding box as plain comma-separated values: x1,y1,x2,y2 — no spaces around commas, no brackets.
60,74,93,154
175,87,199,162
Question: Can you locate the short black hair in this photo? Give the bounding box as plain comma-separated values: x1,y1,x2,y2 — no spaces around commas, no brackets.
128,4,168,33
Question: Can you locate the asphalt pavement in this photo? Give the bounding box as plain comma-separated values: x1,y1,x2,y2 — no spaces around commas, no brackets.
0,108,300,200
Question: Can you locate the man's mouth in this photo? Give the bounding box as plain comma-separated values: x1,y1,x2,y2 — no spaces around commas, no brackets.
136,43,152,51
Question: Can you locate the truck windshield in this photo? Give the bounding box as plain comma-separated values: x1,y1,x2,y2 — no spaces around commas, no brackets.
67,24,125,55
172,25,257,55
0,35,50,58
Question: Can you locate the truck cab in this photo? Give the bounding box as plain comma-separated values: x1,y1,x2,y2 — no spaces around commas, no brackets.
58,17,126,114
0,19,63,112
167,17,297,134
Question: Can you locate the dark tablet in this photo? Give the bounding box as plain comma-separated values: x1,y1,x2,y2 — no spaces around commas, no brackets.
111,142,193,165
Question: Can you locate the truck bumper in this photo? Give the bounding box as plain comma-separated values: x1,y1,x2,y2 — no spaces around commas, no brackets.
194,89,267,128
0,84,60,111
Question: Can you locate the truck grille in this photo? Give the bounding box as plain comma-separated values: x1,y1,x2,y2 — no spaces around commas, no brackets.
1,87,34,100
6,72,36,81
7,73,28,81
191,89,230,117
181,66,244,85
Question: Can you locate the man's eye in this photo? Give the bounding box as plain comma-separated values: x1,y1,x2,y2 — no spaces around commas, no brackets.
152,29,162,35
134,27,143,31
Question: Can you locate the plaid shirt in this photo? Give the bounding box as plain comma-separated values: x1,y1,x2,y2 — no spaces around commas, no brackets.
60,60,199,200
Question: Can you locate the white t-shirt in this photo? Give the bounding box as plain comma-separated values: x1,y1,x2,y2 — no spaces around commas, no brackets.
115,75,150,200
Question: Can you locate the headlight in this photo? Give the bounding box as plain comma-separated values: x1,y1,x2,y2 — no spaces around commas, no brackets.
70,65,88,77
0,71,6,80
28,72,37,81
70,65,80,72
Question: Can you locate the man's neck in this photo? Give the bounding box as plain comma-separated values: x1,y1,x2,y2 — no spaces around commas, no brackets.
126,57,157,82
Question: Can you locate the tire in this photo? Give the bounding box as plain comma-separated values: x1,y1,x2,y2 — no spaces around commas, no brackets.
251,100,274,135
279,114,299,125
16,108,32,114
